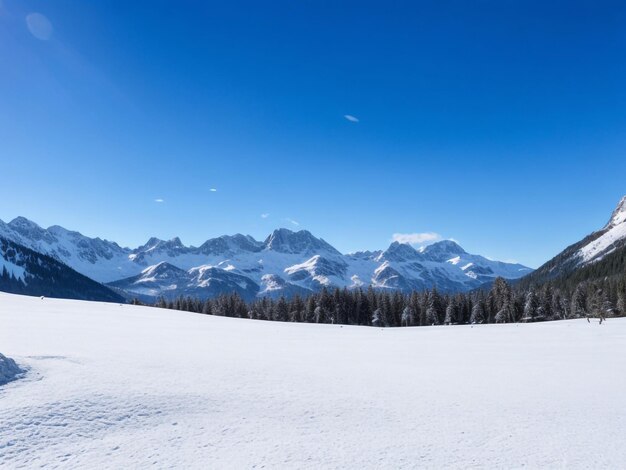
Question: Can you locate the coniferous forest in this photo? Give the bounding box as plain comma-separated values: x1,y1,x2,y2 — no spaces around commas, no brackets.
149,273,626,327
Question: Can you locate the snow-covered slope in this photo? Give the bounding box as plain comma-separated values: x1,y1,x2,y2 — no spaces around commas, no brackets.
0,217,531,299
0,236,124,302
578,195,626,262
1,292,625,468
109,262,260,301
521,195,626,284
0,352,23,386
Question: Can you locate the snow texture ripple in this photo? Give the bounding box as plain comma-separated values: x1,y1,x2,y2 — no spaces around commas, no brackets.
1,292,625,468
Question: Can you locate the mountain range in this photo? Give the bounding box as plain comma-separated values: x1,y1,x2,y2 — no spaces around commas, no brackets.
3,195,625,302
0,218,530,301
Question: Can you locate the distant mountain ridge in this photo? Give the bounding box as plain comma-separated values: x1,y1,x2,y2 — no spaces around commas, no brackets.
0,216,531,301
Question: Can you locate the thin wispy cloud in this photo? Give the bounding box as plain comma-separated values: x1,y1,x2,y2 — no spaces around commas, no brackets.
261,213,270,219
285,218,300,226
209,188,218,192
392,232,441,246
343,114,359,123
154,198,164,203
26,13,53,41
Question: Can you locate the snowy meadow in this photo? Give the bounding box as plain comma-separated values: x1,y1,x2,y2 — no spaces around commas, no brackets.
1,292,625,468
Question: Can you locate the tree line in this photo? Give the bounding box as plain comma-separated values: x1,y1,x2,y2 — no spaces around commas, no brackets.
147,274,626,327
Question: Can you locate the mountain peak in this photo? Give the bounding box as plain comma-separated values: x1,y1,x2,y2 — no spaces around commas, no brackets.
264,228,341,256
379,241,420,262
139,237,166,251
198,233,262,255
9,216,41,230
421,240,466,261
141,261,186,277
169,236,183,247
606,195,626,228
7,216,55,243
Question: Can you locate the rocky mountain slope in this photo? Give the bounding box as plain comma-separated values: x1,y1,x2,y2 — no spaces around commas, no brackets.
0,236,124,302
520,195,626,286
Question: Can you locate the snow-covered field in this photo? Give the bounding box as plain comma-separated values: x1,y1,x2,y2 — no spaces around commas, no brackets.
1,292,625,469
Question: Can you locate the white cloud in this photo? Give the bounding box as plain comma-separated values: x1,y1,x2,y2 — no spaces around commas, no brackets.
154,198,164,203
343,114,359,123
391,232,441,246
209,188,217,192
26,13,53,40
261,213,270,219
285,218,300,226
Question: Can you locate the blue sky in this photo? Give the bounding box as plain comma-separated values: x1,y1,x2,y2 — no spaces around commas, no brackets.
1,0,625,268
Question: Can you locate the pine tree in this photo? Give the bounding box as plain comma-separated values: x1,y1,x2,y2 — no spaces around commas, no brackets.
372,308,382,327
571,284,587,318
523,289,538,321
274,296,289,322
444,299,458,325
401,306,414,327
470,300,485,324
492,277,515,323
599,289,614,319
426,304,438,325
617,291,626,317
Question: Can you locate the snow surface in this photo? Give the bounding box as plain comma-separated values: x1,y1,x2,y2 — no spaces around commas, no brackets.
1,292,625,468
577,195,626,263
579,221,626,262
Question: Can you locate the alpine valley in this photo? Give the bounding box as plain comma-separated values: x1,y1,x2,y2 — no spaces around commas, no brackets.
0,217,531,302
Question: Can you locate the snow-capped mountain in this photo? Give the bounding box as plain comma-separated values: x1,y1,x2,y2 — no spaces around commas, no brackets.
108,262,260,302
521,195,626,284
0,236,123,302
0,217,531,300
0,217,132,282
579,195,626,263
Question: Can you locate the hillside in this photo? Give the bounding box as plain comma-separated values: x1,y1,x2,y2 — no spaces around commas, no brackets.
0,237,124,302
520,195,626,289
1,292,625,468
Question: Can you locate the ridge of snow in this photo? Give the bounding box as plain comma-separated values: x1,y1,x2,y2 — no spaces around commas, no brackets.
605,195,626,228
578,195,626,263
0,352,24,386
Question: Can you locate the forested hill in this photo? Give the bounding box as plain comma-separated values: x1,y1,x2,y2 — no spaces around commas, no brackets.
518,196,626,290
518,243,626,291
0,237,124,302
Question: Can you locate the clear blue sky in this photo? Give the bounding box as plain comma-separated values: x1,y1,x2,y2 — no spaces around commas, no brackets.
1,0,625,268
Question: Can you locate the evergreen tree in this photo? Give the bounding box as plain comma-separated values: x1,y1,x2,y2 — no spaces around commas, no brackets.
274,296,289,322
444,299,458,325
571,284,587,318
617,291,626,317
372,308,382,327
401,306,414,327
523,289,538,321
470,300,485,324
